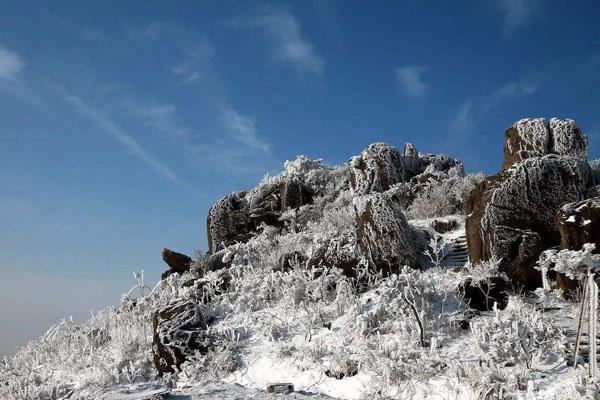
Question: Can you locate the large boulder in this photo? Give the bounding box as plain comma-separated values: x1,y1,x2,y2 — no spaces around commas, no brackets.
466,155,589,289
161,248,192,279
502,118,588,170
152,300,210,375
206,191,253,254
349,143,414,195
354,192,417,273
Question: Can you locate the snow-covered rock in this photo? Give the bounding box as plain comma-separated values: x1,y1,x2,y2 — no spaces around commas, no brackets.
502,118,550,170
502,118,588,170
152,299,210,375
557,196,600,252
353,192,417,272
348,142,413,195
206,191,253,254
549,118,588,160
466,155,589,288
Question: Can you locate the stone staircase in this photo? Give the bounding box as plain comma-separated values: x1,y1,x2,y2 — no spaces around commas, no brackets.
564,328,600,365
439,235,469,269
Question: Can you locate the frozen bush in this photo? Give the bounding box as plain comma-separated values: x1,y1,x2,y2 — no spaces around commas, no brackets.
406,173,485,219
469,296,565,369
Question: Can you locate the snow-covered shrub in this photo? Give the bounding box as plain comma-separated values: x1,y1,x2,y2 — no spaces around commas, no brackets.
178,329,241,384
423,237,449,268
406,172,484,219
538,243,600,281
469,296,565,369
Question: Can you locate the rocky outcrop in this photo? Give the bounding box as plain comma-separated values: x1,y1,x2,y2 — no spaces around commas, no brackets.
419,153,463,175
161,248,192,279
207,177,314,254
556,197,600,251
466,155,589,288
354,192,416,273
207,192,253,254
348,143,413,195
502,118,588,170
152,300,210,375
247,177,313,226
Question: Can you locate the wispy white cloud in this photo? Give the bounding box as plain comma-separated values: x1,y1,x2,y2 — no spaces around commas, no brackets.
36,7,104,42
228,7,324,75
118,98,192,140
492,77,540,99
127,22,276,174
219,108,271,153
498,0,540,34
452,98,474,132
0,46,24,81
59,89,199,195
396,65,428,98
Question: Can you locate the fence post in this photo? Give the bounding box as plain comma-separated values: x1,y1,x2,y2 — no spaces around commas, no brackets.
589,272,598,380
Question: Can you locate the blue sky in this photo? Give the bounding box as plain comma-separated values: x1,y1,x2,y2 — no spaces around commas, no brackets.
1,0,599,355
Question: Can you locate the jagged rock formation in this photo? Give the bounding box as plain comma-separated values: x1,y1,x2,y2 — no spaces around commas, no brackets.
467,117,593,289
202,142,468,278
502,118,587,170
152,300,210,375
554,197,600,293
354,193,416,274
348,142,413,195
161,248,192,279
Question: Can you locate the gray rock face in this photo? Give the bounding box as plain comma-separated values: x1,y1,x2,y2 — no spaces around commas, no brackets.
502,118,588,170
466,155,589,288
354,192,417,273
206,192,253,254
152,300,210,375
349,143,413,195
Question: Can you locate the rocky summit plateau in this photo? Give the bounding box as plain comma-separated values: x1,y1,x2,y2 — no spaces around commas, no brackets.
3,117,600,400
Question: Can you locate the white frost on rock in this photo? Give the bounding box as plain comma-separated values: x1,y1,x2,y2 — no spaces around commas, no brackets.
549,118,588,160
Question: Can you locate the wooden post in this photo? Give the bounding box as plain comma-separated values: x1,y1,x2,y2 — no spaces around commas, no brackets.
574,275,588,369
589,272,598,380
